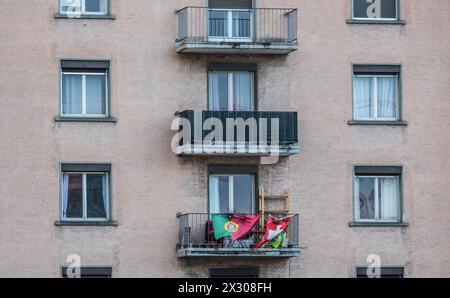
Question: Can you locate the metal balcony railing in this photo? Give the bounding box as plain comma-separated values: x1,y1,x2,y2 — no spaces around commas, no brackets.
176,213,300,257
174,110,299,155
176,7,298,54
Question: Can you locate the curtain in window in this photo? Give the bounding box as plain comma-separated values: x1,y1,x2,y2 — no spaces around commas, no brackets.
209,10,227,37
232,11,251,38
86,174,107,218
233,175,254,214
61,0,81,13
379,178,399,220
62,174,69,218
209,176,220,214
62,74,82,115
233,72,253,111
208,72,228,110
353,77,372,119
358,177,375,220
86,75,106,115
377,77,397,119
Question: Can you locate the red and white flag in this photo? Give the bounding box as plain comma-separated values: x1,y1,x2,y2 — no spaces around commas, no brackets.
256,215,293,248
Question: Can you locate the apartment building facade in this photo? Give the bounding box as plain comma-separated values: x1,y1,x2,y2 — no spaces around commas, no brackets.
0,0,449,278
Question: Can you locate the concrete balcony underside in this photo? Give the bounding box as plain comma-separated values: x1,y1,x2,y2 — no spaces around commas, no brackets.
177,247,300,258
175,144,300,156
176,40,298,55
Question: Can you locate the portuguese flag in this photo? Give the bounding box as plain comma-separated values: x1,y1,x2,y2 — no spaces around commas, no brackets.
211,214,261,241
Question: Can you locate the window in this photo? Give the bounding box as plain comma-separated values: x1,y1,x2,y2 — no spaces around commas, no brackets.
60,60,109,118
60,0,108,15
208,64,256,111
356,267,404,278
208,164,257,214
354,166,402,223
61,163,111,222
62,267,112,278
208,0,253,40
352,0,398,20
353,65,400,121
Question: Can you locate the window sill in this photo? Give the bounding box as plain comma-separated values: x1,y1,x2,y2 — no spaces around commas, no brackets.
349,222,409,228
55,220,119,227
54,13,116,20
348,120,408,126
346,19,406,25
54,116,117,123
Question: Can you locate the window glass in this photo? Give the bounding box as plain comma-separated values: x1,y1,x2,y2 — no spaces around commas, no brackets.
209,72,229,111
353,75,398,120
62,172,109,220
358,177,375,220
353,0,397,19
61,0,81,13
62,74,83,115
64,174,83,218
353,76,372,119
61,71,107,117
86,174,107,218
209,71,254,111
377,77,397,119
232,11,251,38
209,174,254,214
86,75,106,115
233,175,254,214
356,176,400,222
379,177,399,220
209,10,228,37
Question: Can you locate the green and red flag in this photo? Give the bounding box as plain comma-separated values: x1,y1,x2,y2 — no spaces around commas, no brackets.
211,214,261,241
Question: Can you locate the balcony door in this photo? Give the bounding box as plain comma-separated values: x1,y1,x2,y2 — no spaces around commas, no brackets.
208,0,253,41
208,71,255,111
209,174,255,214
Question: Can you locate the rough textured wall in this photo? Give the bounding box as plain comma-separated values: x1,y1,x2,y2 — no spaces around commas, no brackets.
0,0,449,277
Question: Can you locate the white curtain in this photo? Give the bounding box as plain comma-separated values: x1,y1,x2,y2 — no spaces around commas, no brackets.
62,174,69,218
61,0,81,12
354,76,372,119
102,174,108,217
208,72,228,110
380,178,399,220
209,176,220,214
233,72,253,111
86,75,106,115
62,74,82,115
377,77,397,119
99,0,107,13
232,11,251,38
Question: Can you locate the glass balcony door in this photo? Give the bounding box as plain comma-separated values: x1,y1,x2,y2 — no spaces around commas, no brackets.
208,9,253,41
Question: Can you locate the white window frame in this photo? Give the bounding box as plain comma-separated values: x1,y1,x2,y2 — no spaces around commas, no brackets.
354,175,401,223
60,0,108,16
208,71,255,111
351,0,399,21
208,8,253,42
352,74,399,121
60,72,108,118
209,174,255,214
61,172,110,222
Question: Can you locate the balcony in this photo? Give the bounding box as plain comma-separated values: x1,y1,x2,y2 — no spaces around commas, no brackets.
176,7,298,54
173,110,299,156
176,213,300,258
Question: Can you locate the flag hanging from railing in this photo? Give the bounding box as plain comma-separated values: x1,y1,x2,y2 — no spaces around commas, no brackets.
256,215,293,248
212,214,261,241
